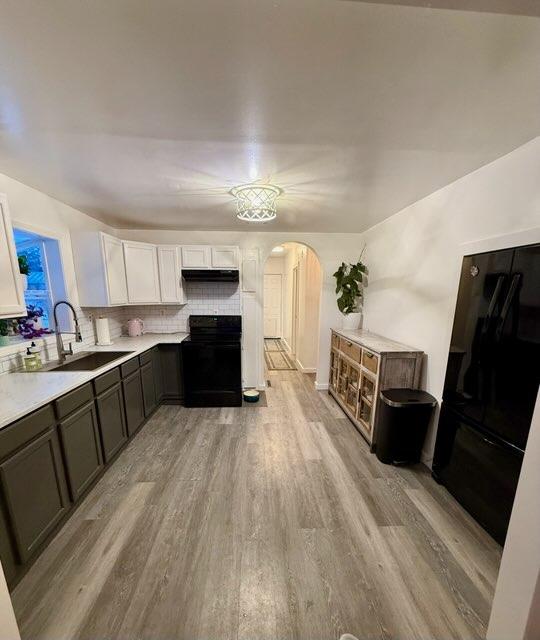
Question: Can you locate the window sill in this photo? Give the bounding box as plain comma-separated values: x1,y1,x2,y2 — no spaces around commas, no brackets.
0,334,56,357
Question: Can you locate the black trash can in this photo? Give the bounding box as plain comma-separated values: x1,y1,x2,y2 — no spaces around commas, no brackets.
376,389,437,465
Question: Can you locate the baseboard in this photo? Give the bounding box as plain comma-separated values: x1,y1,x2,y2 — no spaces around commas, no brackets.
295,357,316,374
315,382,329,391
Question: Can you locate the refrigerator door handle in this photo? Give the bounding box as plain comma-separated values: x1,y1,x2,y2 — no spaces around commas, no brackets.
495,273,521,341
481,275,505,336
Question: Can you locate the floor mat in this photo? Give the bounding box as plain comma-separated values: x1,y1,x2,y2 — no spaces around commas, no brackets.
264,348,296,371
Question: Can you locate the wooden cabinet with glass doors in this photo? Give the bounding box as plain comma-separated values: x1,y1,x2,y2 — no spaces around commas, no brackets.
328,330,423,447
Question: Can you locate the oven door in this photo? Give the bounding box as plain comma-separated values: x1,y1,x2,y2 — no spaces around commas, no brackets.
182,341,242,407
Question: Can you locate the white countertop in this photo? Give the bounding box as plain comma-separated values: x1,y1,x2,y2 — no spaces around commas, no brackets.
332,328,421,354
0,333,188,430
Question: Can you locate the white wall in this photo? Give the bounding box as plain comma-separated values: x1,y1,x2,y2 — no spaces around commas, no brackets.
487,391,540,640
0,565,19,640
0,172,113,310
358,136,540,462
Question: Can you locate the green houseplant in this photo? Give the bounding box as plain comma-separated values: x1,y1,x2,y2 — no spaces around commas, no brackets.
333,257,367,329
18,254,29,291
0,319,9,346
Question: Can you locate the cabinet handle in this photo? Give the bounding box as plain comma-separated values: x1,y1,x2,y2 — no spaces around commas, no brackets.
347,341,352,347
365,353,373,359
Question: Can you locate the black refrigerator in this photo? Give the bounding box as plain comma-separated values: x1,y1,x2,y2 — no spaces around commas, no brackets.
433,243,540,545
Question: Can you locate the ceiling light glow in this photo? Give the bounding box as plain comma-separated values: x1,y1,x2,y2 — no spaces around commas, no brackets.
230,183,283,223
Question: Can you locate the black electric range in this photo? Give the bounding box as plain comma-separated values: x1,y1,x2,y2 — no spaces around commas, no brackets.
181,315,242,407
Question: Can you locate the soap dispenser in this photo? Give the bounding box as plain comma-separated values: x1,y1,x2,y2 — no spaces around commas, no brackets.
24,347,39,372
29,341,42,368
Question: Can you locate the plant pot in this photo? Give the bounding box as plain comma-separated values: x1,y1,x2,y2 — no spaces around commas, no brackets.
342,312,362,330
0,335,9,346
20,274,28,291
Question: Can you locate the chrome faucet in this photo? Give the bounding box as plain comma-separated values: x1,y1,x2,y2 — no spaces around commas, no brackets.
53,301,83,362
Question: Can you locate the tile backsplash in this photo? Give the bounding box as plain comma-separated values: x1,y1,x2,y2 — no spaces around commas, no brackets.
123,282,241,333
0,282,241,374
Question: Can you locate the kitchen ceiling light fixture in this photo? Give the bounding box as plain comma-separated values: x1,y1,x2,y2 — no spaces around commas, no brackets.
229,183,283,223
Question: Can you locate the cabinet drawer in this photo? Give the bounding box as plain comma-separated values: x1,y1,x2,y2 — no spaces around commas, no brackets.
139,350,152,366
55,382,93,420
0,405,55,460
331,332,340,349
362,350,379,374
120,356,139,378
339,337,361,362
93,367,120,395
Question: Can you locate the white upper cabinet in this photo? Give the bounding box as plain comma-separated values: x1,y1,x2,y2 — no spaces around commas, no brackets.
0,194,26,319
211,246,239,269
102,235,128,304
157,245,184,304
180,244,239,269
180,245,211,269
72,231,128,306
123,241,161,304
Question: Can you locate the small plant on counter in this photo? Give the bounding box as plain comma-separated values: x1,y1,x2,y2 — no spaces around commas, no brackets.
18,254,30,275
0,319,9,346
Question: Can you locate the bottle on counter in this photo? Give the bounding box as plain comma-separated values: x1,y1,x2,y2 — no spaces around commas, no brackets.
29,341,42,369
23,347,40,372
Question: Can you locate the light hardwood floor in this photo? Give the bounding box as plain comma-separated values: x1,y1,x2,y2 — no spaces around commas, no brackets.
12,369,502,640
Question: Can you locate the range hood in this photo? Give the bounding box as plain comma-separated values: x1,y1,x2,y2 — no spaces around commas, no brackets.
181,269,239,283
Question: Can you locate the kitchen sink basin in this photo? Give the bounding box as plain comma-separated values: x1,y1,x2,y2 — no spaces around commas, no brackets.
40,351,134,372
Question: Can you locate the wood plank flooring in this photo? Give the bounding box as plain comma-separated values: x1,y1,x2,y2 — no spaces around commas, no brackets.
11,369,502,640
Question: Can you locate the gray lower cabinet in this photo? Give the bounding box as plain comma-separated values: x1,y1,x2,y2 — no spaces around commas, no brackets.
58,401,104,502
0,428,69,563
160,345,183,403
0,496,17,584
152,347,163,403
122,369,145,436
141,360,157,417
96,383,128,463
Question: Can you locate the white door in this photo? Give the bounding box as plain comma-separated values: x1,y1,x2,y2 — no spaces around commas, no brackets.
157,246,184,303
102,234,128,305
264,274,282,338
211,246,239,269
123,241,161,303
0,196,26,318
181,245,211,269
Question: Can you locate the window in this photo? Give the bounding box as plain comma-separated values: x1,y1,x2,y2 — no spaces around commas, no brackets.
13,228,67,332
16,240,53,329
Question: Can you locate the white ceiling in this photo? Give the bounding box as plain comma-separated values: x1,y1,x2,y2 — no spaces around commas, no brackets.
0,1,539,232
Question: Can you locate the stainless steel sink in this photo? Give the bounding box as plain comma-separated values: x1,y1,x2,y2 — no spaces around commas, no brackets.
39,351,134,372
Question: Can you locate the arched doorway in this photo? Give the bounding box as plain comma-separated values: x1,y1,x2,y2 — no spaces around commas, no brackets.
262,242,322,377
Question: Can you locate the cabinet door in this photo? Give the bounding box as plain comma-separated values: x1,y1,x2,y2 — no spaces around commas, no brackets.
181,245,211,269
141,361,157,417
160,344,183,403
102,233,128,305
124,241,161,303
152,347,164,403
59,401,104,502
0,429,69,562
96,383,128,463
0,496,17,585
157,246,185,303
122,369,145,436
0,195,26,318
211,246,239,269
